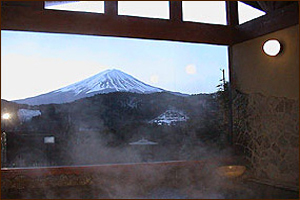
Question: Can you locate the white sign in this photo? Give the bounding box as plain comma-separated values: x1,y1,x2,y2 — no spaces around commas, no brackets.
44,136,55,144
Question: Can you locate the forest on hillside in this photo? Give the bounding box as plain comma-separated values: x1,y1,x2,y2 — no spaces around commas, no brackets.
1,89,230,166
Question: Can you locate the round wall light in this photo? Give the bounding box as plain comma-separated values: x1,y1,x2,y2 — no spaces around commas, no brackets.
2,113,11,120
263,39,282,57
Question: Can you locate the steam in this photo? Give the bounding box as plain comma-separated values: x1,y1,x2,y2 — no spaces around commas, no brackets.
4,153,261,199
2,88,248,199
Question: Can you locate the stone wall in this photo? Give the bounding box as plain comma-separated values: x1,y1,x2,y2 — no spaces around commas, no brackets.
232,90,299,188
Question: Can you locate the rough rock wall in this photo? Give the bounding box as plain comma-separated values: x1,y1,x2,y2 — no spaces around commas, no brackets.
232,90,299,187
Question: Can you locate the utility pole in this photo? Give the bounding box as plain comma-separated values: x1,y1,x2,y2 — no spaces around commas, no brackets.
222,69,226,91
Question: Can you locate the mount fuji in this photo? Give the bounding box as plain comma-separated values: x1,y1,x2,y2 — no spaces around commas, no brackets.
13,69,165,105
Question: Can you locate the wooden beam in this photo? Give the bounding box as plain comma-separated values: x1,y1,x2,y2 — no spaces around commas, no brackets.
240,1,263,11
2,1,44,10
169,1,182,22
104,1,117,16
234,3,299,44
1,6,232,45
226,1,239,27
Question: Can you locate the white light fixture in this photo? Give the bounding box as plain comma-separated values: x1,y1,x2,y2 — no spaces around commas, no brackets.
263,39,282,57
2,113,11,120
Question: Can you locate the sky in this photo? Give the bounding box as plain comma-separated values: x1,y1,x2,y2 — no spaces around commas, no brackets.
1,1,264,101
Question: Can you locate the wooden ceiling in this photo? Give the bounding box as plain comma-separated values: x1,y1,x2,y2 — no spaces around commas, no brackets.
242,1,298,12
1,1,299,45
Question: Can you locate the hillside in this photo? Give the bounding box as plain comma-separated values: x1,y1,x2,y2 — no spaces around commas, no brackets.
1,91,227,166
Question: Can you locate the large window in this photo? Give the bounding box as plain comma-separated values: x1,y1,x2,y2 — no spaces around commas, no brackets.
1,30,229,167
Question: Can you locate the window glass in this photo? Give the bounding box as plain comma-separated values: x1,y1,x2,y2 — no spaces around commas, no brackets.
2,30,229,168
118,1,169,19
182,1,227,25
238,1,265,24
45,1,104,13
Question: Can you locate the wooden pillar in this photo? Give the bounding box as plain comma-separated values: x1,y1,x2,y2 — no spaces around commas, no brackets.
105,1,118,16
225,1,239,146
226,1,239,27
169,1,182,22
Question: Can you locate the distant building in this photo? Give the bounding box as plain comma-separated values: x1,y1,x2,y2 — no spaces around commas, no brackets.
149,110,189,126
129,138,158,146
129,138,158,162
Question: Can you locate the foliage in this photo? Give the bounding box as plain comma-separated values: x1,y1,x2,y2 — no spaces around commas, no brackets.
2,90,230,166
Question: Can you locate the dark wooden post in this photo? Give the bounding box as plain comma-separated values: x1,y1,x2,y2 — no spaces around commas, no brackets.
226,1,239,27
225,1,239,146
105,1,118,16
169,1,182,22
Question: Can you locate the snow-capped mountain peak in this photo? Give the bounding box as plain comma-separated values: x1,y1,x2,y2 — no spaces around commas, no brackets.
55,69,163,95
13,69,164,105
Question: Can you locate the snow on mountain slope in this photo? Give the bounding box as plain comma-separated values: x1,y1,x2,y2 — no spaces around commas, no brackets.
55,69,163,95
13,69,164,105
17,109,41,122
